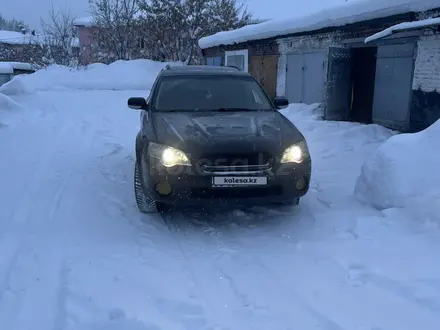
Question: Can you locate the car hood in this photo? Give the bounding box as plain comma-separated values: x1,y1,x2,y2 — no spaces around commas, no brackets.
152,111,304,157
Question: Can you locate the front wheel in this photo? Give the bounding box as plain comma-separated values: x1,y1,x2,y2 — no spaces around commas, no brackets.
134,162,158,213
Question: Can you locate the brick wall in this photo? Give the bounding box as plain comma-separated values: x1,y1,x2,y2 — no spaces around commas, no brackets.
410,29,440,131
412,32,440,92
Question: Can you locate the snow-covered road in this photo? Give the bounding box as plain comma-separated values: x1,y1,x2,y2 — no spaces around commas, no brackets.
1,87,440,330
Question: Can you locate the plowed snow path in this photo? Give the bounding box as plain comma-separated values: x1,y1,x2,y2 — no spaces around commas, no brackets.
1,91,439,330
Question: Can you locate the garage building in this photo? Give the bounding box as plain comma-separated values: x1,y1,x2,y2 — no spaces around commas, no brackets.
198,0,440,132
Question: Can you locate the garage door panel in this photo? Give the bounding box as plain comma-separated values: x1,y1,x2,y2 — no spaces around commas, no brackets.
250,55,278,100
303,52,326,104
392,57,413,122
373,57,394,121
286,54,303,103
372,43,415,131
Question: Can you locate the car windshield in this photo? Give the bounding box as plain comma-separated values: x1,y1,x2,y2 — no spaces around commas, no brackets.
152,75,273,111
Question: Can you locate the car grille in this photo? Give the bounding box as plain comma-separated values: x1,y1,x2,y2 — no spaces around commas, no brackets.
197,152,273,174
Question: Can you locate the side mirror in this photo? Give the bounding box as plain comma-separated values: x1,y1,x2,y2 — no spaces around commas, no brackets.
128,97,148,110
273,97,289,109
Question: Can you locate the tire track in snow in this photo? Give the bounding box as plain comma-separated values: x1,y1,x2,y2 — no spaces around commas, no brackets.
0,246,68,330
0,115,77,324
154,200,338,329
144,213,217,329
156,208,306,329
0,96,102,330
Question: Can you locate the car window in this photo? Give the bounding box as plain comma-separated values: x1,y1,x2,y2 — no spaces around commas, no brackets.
152,75,273,111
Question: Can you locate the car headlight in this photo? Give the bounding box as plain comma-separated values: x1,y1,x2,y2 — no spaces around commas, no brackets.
281,140,309,163
148,142,191,167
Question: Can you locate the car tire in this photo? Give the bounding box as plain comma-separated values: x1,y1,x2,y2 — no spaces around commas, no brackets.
156,202,174,214
134,161,158,213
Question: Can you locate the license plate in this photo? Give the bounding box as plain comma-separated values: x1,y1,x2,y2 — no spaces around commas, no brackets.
212,176,267,187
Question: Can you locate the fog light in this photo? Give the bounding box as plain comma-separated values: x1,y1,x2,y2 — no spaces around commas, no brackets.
296,177,307,190
155,181,172,196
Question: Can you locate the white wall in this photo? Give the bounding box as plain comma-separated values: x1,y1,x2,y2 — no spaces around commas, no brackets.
412,32,440,92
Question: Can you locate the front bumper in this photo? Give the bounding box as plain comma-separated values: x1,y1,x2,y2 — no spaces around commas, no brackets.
141,157,311,207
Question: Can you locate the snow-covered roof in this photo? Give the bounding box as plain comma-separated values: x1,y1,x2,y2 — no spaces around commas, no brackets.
0,29,79,49
0,62,36,74
0,30,42,45
365,16,440,43
73,16,95,27
73,12,145,27
198,0,440,49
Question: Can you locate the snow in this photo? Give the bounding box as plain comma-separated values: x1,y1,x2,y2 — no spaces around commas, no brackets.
354,118,440,214
0,59,181,94
1,61,440,330
73,12,145,27
0,62,35,74
0,30,78,47
71,37,80,47
198,0,440,49
365,17,440,43
0,93,23,112
0,30,41,45
73,16,95,27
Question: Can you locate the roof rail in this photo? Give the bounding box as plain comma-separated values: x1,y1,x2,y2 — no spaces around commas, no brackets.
164,64,172,70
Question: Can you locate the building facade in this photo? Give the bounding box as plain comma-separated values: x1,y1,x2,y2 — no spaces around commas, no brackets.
199,5,440,133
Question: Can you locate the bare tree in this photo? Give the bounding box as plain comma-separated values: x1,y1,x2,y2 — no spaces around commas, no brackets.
88,0,141,63
40,5,79,66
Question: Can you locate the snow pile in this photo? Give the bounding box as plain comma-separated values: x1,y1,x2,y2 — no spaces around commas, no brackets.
354,119,440,211
281,103,395,198
280,102,324,123
280,103,393,148
0,93,24,112
198,0,440,48
0,62,35,74
0,59,182,95
0,93,24,127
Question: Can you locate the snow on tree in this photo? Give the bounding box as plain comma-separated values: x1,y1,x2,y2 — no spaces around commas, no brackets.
88,0,142,63
206,0,253,33
40,6,79,66
0,14,29,32
138,0,253,64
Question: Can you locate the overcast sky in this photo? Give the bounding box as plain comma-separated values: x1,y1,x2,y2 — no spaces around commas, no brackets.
0,0,347,30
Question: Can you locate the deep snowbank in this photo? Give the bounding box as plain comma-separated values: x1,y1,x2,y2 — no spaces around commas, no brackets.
281,103,395,198
354,119,440,210
0,93,23,112
0,59,181,95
